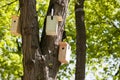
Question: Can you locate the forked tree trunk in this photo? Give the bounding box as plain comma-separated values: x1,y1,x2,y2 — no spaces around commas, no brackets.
75,0,86,80
19,0,69,80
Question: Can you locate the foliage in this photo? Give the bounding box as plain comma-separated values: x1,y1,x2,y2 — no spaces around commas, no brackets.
0,0,22,79
0,0,120,80
85,0,120,79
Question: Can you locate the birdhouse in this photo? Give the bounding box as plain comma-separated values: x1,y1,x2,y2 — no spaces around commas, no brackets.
10,16,21,35
46,16,62,35
58,42,71,64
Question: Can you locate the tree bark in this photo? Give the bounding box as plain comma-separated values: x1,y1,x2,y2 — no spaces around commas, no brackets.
40,0,69,80
19,0,69,80
75,0,86,80
19,0,42,80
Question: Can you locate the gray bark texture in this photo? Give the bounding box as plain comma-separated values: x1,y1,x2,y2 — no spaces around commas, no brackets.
19,0,69,80
75,0,86,80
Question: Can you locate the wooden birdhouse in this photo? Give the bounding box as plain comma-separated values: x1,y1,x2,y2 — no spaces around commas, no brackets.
10,16,21,36
46,16,62,35
58,42,71,64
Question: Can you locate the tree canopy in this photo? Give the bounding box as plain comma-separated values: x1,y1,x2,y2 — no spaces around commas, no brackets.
0,0,120,80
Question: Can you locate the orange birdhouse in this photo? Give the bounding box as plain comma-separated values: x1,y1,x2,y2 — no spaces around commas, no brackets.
10,15,21,36
46,16,62,35
58,42,71,64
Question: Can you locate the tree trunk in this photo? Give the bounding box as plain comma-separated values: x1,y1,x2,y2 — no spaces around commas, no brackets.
19,0,69,80
75,0,86,80
19,0,42,80
40,0,69,80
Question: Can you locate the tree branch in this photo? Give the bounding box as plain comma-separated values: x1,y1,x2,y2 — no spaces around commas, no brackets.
110,21,120,33
94,8,120,33
115,65,120,76
0,0,17,8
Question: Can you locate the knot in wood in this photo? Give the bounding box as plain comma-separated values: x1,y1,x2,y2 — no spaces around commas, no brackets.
56,0,65,7
75,8,83,12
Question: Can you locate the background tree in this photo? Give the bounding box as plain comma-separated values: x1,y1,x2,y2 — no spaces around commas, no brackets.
75,0,86,80
85,0,120,79
0,0,120,80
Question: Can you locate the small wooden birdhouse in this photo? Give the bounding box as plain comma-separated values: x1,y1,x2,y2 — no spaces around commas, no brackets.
46,16,62,35
58,42,71,64
10,16,21,36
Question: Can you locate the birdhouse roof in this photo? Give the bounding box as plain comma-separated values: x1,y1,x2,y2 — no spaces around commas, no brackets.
59,42,68,46
11,15,19,19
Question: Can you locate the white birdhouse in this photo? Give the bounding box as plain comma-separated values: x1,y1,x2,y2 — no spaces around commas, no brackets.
10,16,21,36
46,16,62,35
58,42,71,64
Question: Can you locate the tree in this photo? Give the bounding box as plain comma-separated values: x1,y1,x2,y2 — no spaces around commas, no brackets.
19,0,69,80
75,0,86,80
84,0,120,79
0,0,119,80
